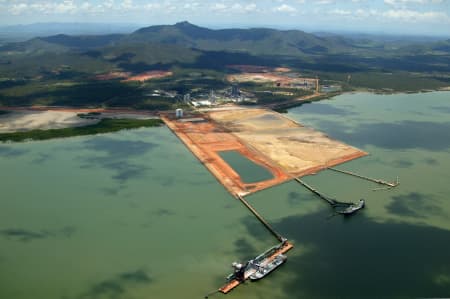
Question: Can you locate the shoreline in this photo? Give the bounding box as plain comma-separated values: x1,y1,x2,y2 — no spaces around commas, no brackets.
0,108,159,133
271,87,450,112
0,117,163,143
1,88,449,142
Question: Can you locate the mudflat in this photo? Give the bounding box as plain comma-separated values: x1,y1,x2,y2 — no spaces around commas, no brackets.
0,111,97,133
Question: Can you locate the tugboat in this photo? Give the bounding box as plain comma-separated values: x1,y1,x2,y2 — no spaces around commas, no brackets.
248,253,287,281
336,199,365,215
226,261,248,282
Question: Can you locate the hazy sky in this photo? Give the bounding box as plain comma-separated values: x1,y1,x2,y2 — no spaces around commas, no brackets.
1,0,450,36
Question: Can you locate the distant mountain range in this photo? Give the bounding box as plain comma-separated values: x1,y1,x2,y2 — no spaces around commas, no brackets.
1,21,450,76
0,22,140,36
8,21,359,56
1,22,450,108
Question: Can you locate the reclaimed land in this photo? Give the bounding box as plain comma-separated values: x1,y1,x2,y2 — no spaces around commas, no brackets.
209,108,367,177
161,113,291,196
0,118,163,142
163,108,367,196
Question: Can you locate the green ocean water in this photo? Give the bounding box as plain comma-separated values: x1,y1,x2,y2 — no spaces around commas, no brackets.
1,91,450,299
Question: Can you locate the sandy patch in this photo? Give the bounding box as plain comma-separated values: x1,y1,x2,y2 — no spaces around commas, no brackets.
0,111,98,133
226,65,291,73
95,70,172,82
274,67,291,73
208,108,367,177
95,72,131,80
209,108,298,131
227,73,318,89
122,71,173,82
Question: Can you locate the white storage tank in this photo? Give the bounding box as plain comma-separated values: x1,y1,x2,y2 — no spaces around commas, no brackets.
175,108,183,118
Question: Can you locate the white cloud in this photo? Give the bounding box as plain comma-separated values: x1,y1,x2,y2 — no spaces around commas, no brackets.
243,3,258,13
274,4,297,13
54,0,77,13
183,2,200,10
211,3,227,12
230,3,258,13
382,9,449,22
384,0,441,5
103,0,115,9
144,3,161,10
329,9,352,16
355,8,379,18
80,2,92,10
313,0,335,5
9,3,28,15
11,1,78,15
209,2,259,14
121,0,134,10
327,6,447,22
79,1,107,14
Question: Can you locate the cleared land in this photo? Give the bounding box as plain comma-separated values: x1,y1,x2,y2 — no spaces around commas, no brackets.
209,108,367,177
95,70,172,82
226,65,291,73
227,72,318,89
162,113,291,196
122,71,173,82
163,108,367,196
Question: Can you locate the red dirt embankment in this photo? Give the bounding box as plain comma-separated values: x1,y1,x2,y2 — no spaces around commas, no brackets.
122,71,172,82
162,108,367,197
95,70,172,82
161,113,291,196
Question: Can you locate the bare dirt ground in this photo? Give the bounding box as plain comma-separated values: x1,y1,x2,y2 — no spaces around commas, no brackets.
227,72,317,87
274,67,291,73
162,113,291,196
95,71,131,80
122,71,173,82
95,70,172,82
163,108,366,196
209,108,367,177
226,65,291,73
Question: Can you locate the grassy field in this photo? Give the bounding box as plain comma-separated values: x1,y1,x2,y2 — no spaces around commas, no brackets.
0,118,163,142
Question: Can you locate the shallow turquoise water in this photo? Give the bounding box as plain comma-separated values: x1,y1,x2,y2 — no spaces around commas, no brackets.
1,91,450,299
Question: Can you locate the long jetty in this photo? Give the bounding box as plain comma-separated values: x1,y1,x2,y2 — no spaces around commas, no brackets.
236,194,284,242
328,167,399,188
212,194,294,295
294,178,338,206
